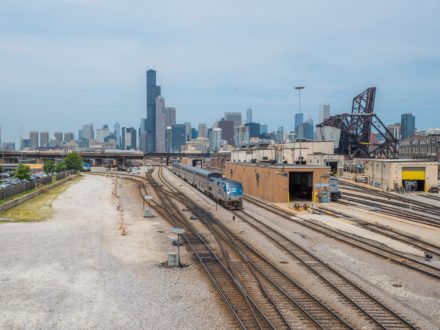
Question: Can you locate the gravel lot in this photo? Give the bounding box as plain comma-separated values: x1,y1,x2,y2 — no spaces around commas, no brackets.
0,174,233,329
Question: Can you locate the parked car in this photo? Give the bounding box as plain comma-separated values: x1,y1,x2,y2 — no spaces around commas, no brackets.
428,186,439,193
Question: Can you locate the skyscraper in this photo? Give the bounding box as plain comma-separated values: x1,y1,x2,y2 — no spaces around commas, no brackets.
64,132,74,142
30,131,39,149
209,128,222,151
319,104,331,124
40,131,49,147
155,96,167,152
146,69,161,152
122,127,137,150
294,113,303,133
225,112,242,127
217,119,234,145
198,123,208,138
164,107,176,127
171,124,186,152
82,124,94,140
245,122,260,138
401,113,415,139
114,122,121,149
246,108,253,124
184,122,192,142
54,132,63,145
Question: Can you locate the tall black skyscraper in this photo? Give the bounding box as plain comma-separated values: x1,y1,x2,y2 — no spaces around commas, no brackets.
146,69,161,152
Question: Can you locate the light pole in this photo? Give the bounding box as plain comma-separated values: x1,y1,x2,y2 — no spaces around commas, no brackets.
294,86,305,165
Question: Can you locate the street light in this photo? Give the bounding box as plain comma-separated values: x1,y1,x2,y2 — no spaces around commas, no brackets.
294,86,305,165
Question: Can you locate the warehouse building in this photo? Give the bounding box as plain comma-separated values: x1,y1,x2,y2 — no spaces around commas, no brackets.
225,163,331,203
364,159,438,192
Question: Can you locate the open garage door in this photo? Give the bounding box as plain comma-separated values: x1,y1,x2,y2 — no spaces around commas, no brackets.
402,167,425,191
289,172,313,201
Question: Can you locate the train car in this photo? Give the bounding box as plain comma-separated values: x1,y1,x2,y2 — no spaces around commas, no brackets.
171,163,243,210
329,177,341,201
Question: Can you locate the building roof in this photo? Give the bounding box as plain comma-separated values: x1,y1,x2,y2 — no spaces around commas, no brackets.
228,162,329,169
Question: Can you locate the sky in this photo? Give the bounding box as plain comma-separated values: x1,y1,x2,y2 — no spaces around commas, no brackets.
1,0,439,145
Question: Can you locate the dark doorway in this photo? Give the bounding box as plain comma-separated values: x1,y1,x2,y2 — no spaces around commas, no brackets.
403,180,425,192
326,161,338,174
289,172,313,201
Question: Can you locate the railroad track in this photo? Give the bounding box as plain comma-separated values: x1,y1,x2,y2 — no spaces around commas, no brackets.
243,195,440,280
232,209,417,329
315,206,440,258
155,167,353,329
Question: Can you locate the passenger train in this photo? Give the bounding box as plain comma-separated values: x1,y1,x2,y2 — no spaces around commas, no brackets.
171,163,243,210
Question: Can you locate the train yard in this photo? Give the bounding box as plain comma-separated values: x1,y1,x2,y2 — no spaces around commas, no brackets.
102,164,440,329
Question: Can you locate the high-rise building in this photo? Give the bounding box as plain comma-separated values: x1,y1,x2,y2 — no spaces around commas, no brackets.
54,132,63,145
1,142,15,151
82,124,94,140
246,108,252,124
155,96,167,152
234,126,250,146
146,69,161,152
260,124,268,136
209,128,222,151
245,122,260,138
297,118,314,140
184,122,192,142
171,124,186,152
95,126,110,143
218,119,234,145
387,123,401,140
40,131,49,147
64,132,74,142
139,119,147,153
319,104,331,124
294,113,303,133
225,112,242,127
122,127,137,150
30,131,39,149
191,128,198,139
401,113,415,139
165,127,172,152
165,107,176,127
114,122,121,149
198,123,208,138
21,139,32,149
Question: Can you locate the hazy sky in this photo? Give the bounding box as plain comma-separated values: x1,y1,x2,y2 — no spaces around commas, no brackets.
1,0,439,144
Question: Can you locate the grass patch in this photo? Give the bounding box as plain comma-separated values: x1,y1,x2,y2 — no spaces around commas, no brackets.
0,176,82,223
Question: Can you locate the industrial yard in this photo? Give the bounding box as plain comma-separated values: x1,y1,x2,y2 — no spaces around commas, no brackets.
0,164,439,329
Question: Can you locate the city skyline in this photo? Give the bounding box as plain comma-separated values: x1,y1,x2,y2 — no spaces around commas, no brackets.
1,1,440,144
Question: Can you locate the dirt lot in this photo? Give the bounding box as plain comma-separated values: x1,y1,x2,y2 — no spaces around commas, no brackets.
0,174,232,329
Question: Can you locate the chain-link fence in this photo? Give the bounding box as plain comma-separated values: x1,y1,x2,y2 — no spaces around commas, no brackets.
0,170,77,201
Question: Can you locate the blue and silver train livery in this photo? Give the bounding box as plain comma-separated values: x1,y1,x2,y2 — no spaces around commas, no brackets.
171,163,243,210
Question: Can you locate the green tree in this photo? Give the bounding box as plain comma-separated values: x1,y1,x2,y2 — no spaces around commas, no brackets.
43,159,56,173
64,152,83,171
55,162,66,173
14,164,31,180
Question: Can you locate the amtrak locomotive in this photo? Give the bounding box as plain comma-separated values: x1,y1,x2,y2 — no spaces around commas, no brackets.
171,163,243,210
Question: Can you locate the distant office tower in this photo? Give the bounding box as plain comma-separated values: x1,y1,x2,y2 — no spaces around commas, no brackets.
165,107,176,127
246,108,253,124
40,131,49,147
146,69,161,152
64,132,74,142
401,113,415,139
209,128,222,151
1,142,15,151
171,124,186,152
184,122,192,142
234,126,250,146
96,126,110,143
387,123,401,140
114,122,121,149
82,124,94,140
29,131,39,148
245,122,260,138
138,119,147,153
319,104,331,124
294,113,304,133
54,132,63,145
276,127,284,143
191,128,198,139
260,124,268,135
225,112,242,127
198,123,208,138
297,118,314,140
21,139,32,149
122,127,137,150
218,119,235,145
165,127,172,152
155,96,167,152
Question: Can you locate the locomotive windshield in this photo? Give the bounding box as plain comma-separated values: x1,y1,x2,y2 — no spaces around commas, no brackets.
225,181,243,196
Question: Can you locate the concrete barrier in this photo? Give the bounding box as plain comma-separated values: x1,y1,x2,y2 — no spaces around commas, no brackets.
0,174,79,212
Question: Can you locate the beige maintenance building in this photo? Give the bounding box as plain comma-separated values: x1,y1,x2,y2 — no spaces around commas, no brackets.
364,159,438,192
